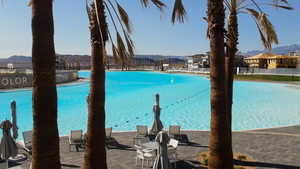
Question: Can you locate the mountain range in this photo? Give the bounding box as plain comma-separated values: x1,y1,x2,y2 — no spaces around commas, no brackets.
1,44,300,63
0,54,186,62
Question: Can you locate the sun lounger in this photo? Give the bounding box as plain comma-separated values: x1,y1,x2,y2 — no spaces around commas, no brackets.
69,130,84,152
22,130,33,154
168,138,179,168
105,127,114,145
168,125,182,140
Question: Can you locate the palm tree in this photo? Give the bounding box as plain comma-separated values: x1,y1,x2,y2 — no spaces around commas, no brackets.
83,0,177,169
225,0,293,115
207,0,234,168
224,1,292,167
30,0,61,169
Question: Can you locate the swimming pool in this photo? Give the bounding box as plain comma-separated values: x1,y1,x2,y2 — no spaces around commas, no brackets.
1,71,300,137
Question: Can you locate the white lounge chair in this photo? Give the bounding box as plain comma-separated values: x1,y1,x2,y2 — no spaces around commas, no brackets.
168,138,179,168
22,130,33,154
137,125,148,137
134,145,156,169
105,127,112,138
69,130,84,152
168,125,182,140
105,127,115,146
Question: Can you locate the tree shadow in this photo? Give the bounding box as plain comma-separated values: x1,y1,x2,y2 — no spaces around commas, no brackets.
175,160,206,169
61,163,81,168
234,160,300,169
106,138,135,151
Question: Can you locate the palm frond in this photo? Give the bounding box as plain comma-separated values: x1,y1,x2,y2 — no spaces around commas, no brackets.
116,32,127,62
151,0,166,11
237,0,248,7
245,8,259,19
269,4,293,10
140,0,149,8
28,0,32,6
92,0,105,53
247,8,278,49
255,20,270,49
258,13,279,45
272,0,289,5
124,33,134,58
105,0,135,64
140,0,166,11
116,2,133,33
112,44,121,63
249,0,263,12
172,0,187,23
224,0,232,10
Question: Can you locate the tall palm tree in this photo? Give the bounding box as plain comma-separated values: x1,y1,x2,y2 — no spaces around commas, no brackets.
224,1,292,166
84,1,108,169
84,0,183,169
225,0,293,112
207,0,234,168
30,0,61,169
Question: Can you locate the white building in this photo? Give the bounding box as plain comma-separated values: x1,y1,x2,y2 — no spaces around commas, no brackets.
187,54,210,70
288,51,300,56
7,63,14,69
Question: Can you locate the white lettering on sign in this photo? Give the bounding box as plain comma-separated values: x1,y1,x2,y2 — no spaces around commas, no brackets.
1,78,9,86
15,77,22,85
23,77,28,84
0,76,29,86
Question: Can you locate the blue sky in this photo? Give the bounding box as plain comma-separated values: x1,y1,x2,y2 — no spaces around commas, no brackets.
0,0,299,58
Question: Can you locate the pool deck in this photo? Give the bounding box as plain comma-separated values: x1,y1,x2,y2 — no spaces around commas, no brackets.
18,125,300,169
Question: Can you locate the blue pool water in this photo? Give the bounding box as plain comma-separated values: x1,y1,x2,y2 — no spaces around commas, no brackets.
1,71,300,137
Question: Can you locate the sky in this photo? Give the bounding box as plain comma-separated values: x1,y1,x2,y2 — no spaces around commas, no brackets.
0,0,299,58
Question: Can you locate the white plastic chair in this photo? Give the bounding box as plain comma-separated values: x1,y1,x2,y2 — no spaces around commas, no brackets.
134,125,149,145
134,145,156,169
136,125,148,137
69,130,84,151
168,138,179,168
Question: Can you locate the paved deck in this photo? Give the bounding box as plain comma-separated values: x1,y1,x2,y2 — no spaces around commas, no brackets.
17,125,300,169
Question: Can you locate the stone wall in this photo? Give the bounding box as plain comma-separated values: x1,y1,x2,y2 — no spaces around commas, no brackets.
0,70,78,89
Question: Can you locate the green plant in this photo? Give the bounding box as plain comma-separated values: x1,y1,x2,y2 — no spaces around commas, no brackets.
234,166,246,169
202,158,209,166
237,155,247,161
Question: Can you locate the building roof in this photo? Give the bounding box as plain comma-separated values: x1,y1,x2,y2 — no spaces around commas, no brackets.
245,53,298,60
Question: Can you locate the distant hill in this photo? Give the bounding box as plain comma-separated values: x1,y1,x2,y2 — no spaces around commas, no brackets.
0,54,186,68
0,55,31,63
0,54,186,62
243,44,300,56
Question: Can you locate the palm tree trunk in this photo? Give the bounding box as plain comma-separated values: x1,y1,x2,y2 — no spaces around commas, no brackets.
225,0,238,160
207,0,233,168
31,0,61,169
84,1,108,169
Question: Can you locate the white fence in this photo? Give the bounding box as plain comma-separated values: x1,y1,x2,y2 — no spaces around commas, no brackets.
167,67,300,76
238,68,300,76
